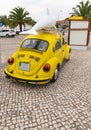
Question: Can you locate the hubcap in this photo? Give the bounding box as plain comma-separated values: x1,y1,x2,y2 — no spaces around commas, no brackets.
54,68,59,80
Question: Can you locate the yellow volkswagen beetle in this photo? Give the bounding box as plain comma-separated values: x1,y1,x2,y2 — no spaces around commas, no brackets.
4,32,71,84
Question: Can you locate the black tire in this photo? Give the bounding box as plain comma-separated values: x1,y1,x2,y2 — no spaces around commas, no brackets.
6,34,10,38
5,75,10,79
52,67,59,82
12,35,14,37
67,50,71,61
66,53,70,61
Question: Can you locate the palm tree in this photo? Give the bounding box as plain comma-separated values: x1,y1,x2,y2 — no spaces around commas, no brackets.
8,7,36,32
0,15,8,26
70,0,91,20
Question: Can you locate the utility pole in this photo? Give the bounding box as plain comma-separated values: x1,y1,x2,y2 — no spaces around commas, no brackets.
46,8,49,16
58,10,62,20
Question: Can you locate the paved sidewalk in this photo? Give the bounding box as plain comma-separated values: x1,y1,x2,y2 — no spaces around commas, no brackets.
0,49,91,130
0,35,25,64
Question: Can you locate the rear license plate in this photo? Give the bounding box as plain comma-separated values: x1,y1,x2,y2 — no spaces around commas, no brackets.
19,62,30,71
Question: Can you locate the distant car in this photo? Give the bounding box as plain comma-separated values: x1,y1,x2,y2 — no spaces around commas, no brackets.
0,29,16,37
4,31,71,84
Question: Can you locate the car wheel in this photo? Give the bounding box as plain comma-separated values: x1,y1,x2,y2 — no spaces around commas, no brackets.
6,34,10,38
52,67,59,82
5,75,10,79
67,51,71,61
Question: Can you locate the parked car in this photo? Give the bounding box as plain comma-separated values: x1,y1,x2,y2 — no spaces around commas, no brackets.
0,29,16,37
4,31,71,84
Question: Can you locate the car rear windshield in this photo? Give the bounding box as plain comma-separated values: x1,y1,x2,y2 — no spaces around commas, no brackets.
21,39,48,52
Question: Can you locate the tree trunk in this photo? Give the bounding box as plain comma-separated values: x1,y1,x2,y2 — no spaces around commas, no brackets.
19,23,22,32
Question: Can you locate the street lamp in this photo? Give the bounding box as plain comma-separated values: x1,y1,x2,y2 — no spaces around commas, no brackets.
58,10,62,20
46,8,49,16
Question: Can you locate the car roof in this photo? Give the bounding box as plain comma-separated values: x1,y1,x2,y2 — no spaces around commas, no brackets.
24,32,62,44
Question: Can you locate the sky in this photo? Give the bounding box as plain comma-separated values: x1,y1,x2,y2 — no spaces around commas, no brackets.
0,0,91,21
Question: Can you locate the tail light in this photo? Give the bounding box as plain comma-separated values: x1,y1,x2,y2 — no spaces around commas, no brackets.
43,63,50,72
8,57,14,65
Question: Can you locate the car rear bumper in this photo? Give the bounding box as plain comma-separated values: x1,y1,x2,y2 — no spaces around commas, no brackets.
4,68,51,84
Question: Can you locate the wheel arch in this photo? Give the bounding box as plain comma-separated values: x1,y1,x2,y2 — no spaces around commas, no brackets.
65,46,71,59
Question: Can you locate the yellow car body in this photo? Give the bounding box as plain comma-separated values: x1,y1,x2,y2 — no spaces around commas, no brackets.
4,32,71,84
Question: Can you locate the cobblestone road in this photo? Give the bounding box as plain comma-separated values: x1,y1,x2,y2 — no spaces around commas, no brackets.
0,36,91,130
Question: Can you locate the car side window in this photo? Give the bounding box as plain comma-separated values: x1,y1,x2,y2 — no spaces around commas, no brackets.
55,39,61,50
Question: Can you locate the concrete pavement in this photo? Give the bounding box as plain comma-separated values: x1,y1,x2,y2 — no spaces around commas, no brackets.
0,35,91,130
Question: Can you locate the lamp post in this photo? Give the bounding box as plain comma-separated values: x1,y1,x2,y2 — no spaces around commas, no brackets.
46,8,49,16
58,10,62,20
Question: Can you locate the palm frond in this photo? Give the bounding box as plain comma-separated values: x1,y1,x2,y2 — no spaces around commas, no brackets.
70,0,91,20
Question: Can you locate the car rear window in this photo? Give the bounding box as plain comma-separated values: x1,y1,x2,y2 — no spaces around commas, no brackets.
21,39,48,52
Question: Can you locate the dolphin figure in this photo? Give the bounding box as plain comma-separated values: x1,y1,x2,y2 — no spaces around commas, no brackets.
20,15,56,35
